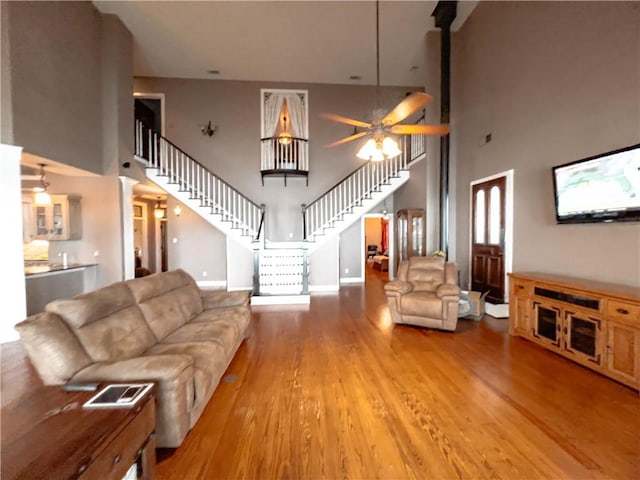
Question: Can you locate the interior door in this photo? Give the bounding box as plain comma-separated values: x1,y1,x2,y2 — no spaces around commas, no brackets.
471,176,506,303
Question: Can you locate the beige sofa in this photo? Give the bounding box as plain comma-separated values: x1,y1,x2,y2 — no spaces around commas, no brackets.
384,257,460,331
15,269,250,448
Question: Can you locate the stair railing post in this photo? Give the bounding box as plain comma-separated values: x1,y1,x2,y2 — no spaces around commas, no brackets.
301,203,307,240
302,246,309,295
252,246,260,296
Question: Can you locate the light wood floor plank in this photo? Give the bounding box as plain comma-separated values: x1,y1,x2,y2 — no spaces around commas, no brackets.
153,268,639,479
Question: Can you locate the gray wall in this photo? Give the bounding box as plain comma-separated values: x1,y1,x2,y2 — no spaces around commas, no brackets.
165,196,227,284
5,1,104,174
133,77,417,241
6,2,134,289
451,1,640,287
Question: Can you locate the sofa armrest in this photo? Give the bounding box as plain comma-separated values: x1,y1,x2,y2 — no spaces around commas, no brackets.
71,354,197,448
201,290,250,309
70,354,193,385
437,283,461,298
384,281,412,296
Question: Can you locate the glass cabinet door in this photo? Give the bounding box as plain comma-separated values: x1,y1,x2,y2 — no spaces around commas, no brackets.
411,214,424,256
396,209,425,264
36,206,48,236
533,302,561,347
52,201,64,236
565,312,601,364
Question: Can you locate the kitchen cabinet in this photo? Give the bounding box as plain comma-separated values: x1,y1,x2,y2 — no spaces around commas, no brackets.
509,272,640,391
24,194,82,241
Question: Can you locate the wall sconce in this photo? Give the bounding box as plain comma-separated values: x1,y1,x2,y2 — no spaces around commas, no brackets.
173,204,182,216
154,197,165,219
201,120,216,137
33,163,51,205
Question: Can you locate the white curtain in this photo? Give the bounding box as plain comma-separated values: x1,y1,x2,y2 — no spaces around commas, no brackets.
263,93,285,137
285,94,306,139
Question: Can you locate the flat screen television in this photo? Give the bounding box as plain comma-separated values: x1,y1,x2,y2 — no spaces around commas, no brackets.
552,143,640,224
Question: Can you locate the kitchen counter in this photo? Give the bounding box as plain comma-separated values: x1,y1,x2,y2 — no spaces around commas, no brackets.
24,263,96,277
24,264,98,316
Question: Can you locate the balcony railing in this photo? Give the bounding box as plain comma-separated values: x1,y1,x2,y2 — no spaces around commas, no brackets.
135,120,264,240
260,136,309,186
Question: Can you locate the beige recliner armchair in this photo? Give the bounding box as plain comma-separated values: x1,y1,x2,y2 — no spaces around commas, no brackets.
384,256,460,331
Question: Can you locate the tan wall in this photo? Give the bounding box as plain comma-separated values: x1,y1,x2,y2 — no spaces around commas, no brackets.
451,1,640,288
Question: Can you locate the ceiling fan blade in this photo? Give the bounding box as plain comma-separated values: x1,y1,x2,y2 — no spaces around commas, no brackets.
321,113,372,129
390,124,450,135
325,131,369,148
381,92,433,126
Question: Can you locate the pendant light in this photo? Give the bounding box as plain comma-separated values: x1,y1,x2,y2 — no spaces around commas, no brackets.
154,197,165,219
278,116,292,145
33,163,52,205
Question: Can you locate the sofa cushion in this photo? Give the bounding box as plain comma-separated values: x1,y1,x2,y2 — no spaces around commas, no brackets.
14,312,92,385
192,306,251,332
46,283,156,363
201,290,250,309
401,291,443,318
161,320,240,358
127,270,204,341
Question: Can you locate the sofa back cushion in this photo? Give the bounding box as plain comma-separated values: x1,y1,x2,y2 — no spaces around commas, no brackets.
15,312,92,385
46,282,156,363
406,257,446,292
126,269,203,341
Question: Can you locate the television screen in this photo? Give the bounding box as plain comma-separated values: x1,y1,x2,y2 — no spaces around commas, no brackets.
552,143,640,224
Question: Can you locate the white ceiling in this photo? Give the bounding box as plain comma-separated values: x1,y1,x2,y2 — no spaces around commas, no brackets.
93,0,477,87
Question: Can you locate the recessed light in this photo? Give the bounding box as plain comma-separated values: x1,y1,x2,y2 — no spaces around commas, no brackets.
349,75,362,81
207,69,220,75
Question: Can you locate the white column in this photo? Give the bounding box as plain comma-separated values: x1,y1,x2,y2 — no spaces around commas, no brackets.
0,144,26,342
119,176,139,280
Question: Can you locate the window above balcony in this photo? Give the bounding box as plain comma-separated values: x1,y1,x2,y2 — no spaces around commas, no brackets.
260,89,309,186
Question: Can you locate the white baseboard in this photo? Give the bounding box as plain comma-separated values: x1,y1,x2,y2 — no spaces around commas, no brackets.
251,294,311,305
197,280,227,289
340,277,364,284
309,284,340,293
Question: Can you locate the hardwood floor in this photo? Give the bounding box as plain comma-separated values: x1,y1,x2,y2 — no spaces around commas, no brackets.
155,270,639,480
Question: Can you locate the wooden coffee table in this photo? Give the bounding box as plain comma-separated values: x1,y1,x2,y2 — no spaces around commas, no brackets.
1,383,157,480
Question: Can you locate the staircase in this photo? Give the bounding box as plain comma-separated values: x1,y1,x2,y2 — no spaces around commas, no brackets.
134,121,264,250
134,117,426,299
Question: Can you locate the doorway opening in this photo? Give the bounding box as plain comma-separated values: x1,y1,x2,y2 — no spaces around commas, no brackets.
134,93,164,134
361,213,392,283
469,170,514,306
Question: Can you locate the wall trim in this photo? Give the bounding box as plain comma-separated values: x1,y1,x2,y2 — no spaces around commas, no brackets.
340,277,364,284
197,280,227,288
309,284,340,292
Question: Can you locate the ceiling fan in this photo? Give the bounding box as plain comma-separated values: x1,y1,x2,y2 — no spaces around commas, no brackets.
322,1,449,157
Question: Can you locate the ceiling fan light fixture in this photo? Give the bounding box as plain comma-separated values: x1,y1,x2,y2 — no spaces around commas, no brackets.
356,135,401,162
382,136,402,159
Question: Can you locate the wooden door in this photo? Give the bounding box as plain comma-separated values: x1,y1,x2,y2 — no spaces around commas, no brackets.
471,176,506,303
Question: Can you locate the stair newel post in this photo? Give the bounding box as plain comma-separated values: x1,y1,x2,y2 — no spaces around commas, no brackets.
252,246,260,296
301,204,307,240
301,246,309,295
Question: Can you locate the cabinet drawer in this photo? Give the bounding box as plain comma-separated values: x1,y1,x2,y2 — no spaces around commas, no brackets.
605,300,640,325
81,399,155,479
512,279,533,296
